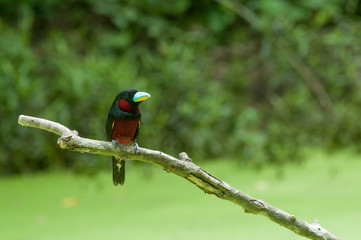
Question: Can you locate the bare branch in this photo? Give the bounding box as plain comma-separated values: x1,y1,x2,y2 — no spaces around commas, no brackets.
18,115,341,240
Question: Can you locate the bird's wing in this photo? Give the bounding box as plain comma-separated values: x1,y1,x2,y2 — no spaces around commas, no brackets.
132,120,141,141
106,112,114,141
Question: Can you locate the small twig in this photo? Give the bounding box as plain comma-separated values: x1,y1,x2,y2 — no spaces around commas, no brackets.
18,115,341,240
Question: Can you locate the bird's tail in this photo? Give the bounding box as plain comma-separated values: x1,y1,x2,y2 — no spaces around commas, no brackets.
112,157,125,185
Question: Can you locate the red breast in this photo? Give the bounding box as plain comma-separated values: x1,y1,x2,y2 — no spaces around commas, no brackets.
111,118,140,145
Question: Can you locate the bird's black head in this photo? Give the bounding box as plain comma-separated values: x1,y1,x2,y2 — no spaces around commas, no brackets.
118,89,139,106
115,88,151,113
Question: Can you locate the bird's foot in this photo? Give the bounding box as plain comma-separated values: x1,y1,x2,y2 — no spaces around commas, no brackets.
112,140,126,148
134,142,139,154
112,139,138,153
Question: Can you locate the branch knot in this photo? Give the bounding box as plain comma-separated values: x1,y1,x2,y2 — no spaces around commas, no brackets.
57,130,78,149
179,152,192,162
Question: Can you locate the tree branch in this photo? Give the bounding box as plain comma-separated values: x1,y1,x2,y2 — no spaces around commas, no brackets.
18,115,341,240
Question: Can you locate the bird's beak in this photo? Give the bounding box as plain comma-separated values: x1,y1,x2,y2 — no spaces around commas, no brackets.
133,91,151,102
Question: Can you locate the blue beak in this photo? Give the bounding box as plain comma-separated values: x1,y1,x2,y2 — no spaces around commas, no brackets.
133,91,151,102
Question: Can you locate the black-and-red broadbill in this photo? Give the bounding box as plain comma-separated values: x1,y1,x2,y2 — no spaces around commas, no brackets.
106,89,151,185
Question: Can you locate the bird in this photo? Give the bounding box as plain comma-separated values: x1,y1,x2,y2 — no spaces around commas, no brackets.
106,88,151,185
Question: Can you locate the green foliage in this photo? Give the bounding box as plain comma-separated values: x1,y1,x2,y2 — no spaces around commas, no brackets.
1,0,361,173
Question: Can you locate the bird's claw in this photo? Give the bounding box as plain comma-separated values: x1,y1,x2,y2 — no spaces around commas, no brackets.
134,142,139,154
112,139,139,154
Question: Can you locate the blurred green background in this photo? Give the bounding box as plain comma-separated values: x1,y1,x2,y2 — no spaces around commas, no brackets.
1,0,361,239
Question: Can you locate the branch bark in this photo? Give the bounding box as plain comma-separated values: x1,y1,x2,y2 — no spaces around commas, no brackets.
18,115,341,240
